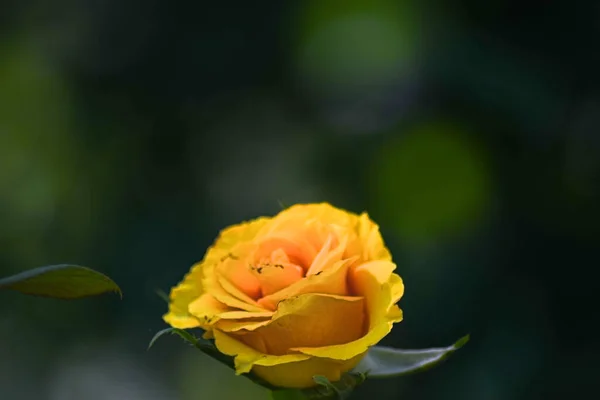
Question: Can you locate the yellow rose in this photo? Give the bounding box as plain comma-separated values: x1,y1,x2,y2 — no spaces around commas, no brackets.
163,203,404,389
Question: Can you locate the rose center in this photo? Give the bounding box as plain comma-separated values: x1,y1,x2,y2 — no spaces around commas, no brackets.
250,248,305,296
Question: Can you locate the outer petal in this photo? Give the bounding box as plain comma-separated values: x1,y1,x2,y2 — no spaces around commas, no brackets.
389,272,405,303
252,354,363,389
345,212,391,263
163,217,270,328
292,309,402,361
234,294,365,355
213,217,271,253
187,293,274,329
212,329,311,375
212,330,364,389
163,261,203,329
188,293,231,326
215,318,272,332
262,203,356,236
357,212,392,261
293,261,403,360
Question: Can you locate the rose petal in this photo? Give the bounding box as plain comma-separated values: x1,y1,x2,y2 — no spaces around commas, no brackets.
342,212,391,265
357,212,392,261
215,318,272,332
188,293,230,325
212,329,312,375
264,204,355,233
253,262,304,296
204,273,265,312
252,354,363,389
213,328,363,389
234,294,365,356
351,260,402,326
217,255,262,299
253,235,317,270
215,273,265,311
389,272,404,304
163,217,269,328
257,257,356,310
292,309,402,361
216,217,271,250
306,233,348,276
292,261,403,360
163,261,203,329
219,310,273,319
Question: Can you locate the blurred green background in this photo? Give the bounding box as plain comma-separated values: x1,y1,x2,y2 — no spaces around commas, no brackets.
1,1,598,399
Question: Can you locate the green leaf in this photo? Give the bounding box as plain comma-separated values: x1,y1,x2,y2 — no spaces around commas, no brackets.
0,264,121,299
354,335,470,378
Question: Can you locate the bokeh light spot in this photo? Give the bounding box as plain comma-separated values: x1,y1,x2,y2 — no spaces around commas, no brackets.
371,123,491,244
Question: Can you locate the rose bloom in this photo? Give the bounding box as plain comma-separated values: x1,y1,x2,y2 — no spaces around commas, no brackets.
164,203,404,388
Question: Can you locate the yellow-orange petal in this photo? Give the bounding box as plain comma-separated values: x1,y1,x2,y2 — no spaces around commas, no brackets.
215,217,271,252
215,273,264,310
188,293,230,326
344,212,391,264
254,262,304,296
253,234,317,271
265,203,355,233
357,212,392,261
256,203,355,258
163,216,269,329
208,217,272,301
252,354,364,389
257,257,356,310
215,318,272,332
292,308,402,361
233,294,365,356
351,260,401,326
212,329,362,389
217,254,262,299
163,261,203,329
201,272,264,312
218,310,273,319
389,272,405,304
293,261,403,361
306,233,348,276
212,329,311,374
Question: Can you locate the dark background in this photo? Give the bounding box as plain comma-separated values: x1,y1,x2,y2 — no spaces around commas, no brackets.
1,1,598,399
